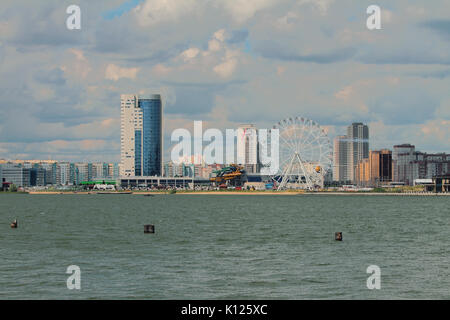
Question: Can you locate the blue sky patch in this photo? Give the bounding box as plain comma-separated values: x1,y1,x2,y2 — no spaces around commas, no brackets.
102,0,143,20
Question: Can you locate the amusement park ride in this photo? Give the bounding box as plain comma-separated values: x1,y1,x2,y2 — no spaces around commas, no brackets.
270,116,332,191
209,164,246,187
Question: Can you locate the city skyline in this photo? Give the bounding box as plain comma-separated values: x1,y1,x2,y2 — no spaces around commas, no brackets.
0,0,449,162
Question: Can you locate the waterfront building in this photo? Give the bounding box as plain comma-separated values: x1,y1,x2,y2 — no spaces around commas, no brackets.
107,163,120,178
0,161,120,186
31,164,46,186
163,161,185,177
57,162,71,185
200,164,215,179
432,174,450,193
120,176,210,189
163,161,219,179
74,163,90,183
333,135,349,182
91,162,108,180
355,149,392,186
237,124,259,173
347,123,369,182
120,94,162,177
393,144,449,185
392,144,416,184
355,158,370,185
0,163,31,187
40,162,56,185
370,149,392,185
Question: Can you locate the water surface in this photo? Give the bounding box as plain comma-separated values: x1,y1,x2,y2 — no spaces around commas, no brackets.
0,194,448,299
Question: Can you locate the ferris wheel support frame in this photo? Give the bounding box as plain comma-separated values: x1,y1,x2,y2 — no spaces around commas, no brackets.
277,152,315,190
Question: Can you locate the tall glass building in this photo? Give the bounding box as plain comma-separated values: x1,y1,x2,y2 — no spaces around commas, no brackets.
120,94,162,177
140,96,162,176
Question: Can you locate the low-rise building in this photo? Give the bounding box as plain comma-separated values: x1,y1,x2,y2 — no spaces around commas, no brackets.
432,174,450,193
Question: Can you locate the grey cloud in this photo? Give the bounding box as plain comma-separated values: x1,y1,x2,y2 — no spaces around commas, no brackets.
163,85,218,116
34,68,66,85
256,43,357,64
120,47,183,64
2,6,85,47
409,69,450,79
227,30,249,44
369,91,439,125
162,80,247,116
358,50,450,65
421,19,450,41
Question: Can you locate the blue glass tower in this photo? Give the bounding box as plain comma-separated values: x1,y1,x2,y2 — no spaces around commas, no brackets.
139,95,162,176
134,130,142,176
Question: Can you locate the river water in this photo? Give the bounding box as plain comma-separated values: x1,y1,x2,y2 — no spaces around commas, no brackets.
0,193,448,299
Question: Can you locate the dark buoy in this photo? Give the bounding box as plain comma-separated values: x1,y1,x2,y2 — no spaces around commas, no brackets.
335,232,342,241
144,224,155,234
10,219,18,229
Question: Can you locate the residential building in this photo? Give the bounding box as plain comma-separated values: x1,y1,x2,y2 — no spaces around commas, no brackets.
393,144,449,185
355,158,370,185
393,144,416,184
355,149,392,186
237,124,259,173
0,163,31,187
369,149,392,185
347,122,369,181
333,135,349,182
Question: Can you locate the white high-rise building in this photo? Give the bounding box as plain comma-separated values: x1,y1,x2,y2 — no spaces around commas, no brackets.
120,94,141,176
92,163,106,179
57,162,71,185
237,124,259,173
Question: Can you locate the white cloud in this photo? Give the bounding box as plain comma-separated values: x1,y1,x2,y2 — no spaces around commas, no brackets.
208,39,222,52
213,59,238,78
60,49,92,80
421,120,450,141
220,0,278,23
152,63,172,75
335,85,354,100
168,30,243,79
69,49,87,62
297,0,334,15
180,48,200,61
105,64,139,81
133,0,197,26
213,29,227,42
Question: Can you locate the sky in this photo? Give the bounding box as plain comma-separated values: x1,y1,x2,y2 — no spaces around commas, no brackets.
0,0,449,162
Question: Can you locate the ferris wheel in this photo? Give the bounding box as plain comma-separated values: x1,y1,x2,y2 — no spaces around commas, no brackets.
270,117,332,190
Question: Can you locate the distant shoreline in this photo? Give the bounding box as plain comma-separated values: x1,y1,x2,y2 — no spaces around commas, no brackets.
23,191,449,196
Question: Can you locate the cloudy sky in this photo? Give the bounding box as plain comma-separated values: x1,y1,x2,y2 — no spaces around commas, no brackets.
0,0,449,162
